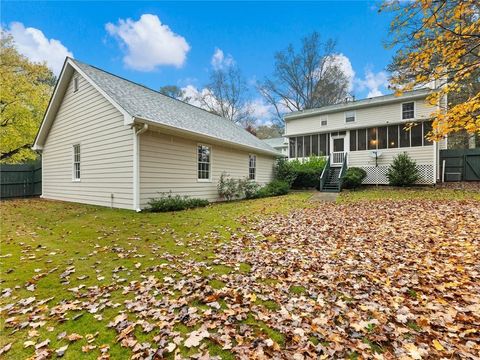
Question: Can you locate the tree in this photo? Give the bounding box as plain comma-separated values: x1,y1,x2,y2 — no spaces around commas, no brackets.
255,124,283,139
199,64,253,127
0,34,55,163
386,153,421,186
382,0,480,140
159,85,185,100
259,32,351,123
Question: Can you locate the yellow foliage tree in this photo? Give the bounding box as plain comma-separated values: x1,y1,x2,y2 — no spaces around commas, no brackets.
382,0,480,140
0,33,55,163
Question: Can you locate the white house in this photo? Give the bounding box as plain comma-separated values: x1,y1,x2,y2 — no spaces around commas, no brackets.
33,58,279,211
262,137,289,156
284,89,447,190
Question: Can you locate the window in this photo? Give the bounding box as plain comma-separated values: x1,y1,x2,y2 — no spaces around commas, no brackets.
357,128,367,151
368,127,378,150
402,102,415,120
73,77,79,93
296,136,304,158
400,125,410,147
345,111,356,123
377,126,388,149
423,121,433,145
249,155,256,180
197,145,211,180
73,144,81,181
350,130,357,151
411,123,423,146
289,137,296,158
388,125,399,148
320,116,328,126
311,134,319,156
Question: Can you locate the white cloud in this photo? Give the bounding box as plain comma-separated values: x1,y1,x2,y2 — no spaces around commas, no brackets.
106,14,190,71
328,54,356,91
211,48,234,70
7,22,73,74
356,69,390,97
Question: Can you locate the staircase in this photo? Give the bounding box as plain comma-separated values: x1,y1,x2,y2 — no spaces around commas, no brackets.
322,167,341,192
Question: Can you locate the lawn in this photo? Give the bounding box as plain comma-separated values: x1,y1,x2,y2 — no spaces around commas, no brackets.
1,188,479,359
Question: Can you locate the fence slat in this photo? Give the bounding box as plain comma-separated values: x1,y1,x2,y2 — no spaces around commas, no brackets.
0,160,42,199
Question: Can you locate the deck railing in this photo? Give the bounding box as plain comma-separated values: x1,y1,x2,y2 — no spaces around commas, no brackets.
319,156,330,191
331,151,345,165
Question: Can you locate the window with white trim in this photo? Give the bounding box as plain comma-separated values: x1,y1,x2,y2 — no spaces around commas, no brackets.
249,154,256,180
197,145,211,180
73,77,79,93
73,144,81,181
345,111,356,123
320,116,328,126
402,102,415,120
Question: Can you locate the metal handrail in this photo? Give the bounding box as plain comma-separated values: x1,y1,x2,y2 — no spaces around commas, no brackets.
338,153,348,189
319,156,330,191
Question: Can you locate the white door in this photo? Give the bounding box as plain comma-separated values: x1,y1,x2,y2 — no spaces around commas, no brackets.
331,136,345,166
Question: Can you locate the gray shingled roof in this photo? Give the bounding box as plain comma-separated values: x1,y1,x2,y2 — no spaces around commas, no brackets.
262,137,287,148
72,59,278,155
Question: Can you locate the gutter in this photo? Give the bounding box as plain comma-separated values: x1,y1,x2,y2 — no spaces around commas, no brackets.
132,123,148,212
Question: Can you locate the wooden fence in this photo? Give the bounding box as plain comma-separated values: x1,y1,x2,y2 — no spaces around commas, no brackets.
0,161,42,199
440,149,480,182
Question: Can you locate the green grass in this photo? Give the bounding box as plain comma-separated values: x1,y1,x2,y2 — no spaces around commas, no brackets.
338,186,480,203
0,193,312,359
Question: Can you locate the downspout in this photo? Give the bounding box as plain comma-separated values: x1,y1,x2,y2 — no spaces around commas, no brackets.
133,123,148,212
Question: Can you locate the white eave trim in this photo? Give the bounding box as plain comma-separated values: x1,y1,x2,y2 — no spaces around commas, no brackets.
133,116,282,157
284,90,432,121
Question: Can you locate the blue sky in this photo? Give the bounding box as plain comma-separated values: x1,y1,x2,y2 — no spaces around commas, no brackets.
3,1,395,123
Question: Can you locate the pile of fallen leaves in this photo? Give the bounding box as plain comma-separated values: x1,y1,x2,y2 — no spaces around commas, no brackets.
1,199,479,359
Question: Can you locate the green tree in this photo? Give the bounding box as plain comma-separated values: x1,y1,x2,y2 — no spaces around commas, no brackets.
386,153,421,186
0,33,55,163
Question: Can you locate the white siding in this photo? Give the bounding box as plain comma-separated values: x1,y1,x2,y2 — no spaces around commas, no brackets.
42,72,134,209
349,146,434,167
139,131,275,207
285,98,436,136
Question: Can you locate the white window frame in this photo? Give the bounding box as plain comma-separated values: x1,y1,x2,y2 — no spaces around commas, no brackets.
73,77,79,93
72,143,81,182
401,101,415,120
197,144,212,182
345,110,356,123
248,154,256,180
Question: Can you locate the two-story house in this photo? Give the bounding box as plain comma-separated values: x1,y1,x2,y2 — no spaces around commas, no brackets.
284,88,447,189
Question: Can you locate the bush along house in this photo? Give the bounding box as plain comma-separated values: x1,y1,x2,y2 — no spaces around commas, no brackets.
283,88,447,191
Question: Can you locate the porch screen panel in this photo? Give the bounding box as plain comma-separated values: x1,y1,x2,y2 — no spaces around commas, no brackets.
296,136,304,158
319,134,328,156
311,135,319,156
350,130,357,151
411,123,423,146
423,121,433,145
357,129,367,151
304,135,311,157
378,126,388,149
400,125,410,147
388,125,399,148
368,127,378,150
289,137,296,158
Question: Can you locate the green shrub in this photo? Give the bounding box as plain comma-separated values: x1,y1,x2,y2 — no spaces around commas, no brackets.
290,156,326,189
386,153,420,186
148,193,209,212
342,167,367,189
239,178,261,199
255,180,290,198
218,172,242,200
273,158,297,187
